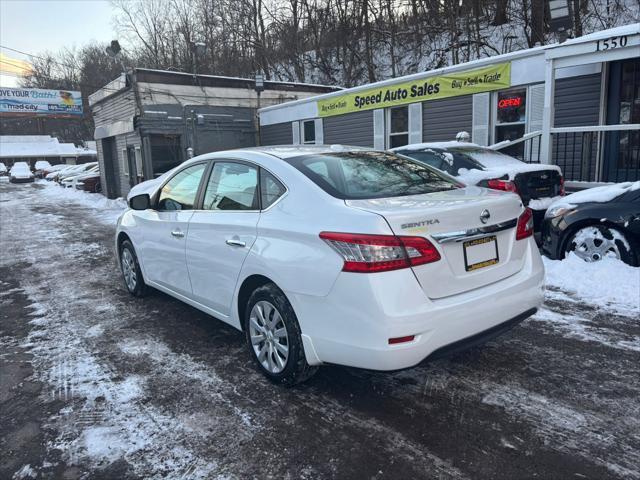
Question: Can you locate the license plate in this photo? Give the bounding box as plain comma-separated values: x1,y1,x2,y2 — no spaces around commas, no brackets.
463,236,499,272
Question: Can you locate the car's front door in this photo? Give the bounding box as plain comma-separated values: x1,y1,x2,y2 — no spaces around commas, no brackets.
186,161,260,317
136,162,207,296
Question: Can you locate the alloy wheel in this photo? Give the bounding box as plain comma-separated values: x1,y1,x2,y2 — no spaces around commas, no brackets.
249,300,289,374
121,248,138,291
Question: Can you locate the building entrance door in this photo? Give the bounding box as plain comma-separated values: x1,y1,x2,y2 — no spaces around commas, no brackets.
101,137,119,199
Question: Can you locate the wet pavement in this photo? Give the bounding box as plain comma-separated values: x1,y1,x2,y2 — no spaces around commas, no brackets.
1,181,639,479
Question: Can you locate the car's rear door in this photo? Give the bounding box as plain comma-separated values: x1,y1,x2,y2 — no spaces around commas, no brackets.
185,160,260,317
135,162,208,296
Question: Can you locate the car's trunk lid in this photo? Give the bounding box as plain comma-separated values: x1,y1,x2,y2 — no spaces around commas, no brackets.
514,169,562,205
346,186,527,299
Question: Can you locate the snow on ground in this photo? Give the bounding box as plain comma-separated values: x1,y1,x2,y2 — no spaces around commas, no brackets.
35,180,126,224
543,253,640,317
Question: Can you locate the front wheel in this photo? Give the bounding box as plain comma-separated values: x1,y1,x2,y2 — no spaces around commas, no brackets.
244,283,317,386
566,225,638,266
119,240,148,296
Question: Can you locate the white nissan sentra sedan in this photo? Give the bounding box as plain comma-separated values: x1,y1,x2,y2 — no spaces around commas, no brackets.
116,146,544,385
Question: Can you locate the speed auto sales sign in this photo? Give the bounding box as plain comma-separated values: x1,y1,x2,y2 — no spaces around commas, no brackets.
317,62,511,117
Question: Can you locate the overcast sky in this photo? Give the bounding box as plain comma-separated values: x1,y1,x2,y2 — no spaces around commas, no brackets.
0,0,117,60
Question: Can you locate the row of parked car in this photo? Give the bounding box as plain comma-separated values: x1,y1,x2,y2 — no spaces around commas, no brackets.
0,160,101,192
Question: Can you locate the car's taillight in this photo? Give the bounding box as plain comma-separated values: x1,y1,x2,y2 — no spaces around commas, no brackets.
559,176,565,196
319,232,440,273
516,208,534,241
487,178,518,193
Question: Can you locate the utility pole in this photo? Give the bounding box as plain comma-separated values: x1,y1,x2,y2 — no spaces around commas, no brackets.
254,74,265,146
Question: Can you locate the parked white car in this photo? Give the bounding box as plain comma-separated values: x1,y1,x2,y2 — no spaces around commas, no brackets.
56,162,98,183
34,160,52,178
0,162,7,176
61,164,99,188
117,146,544,385
9,162,34,183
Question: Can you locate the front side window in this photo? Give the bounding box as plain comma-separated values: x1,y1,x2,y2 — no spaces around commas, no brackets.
302,120,316,144
261,170,286,208
203,162,259,211
388,106,409,148
285,151,460,200
157,163,206,210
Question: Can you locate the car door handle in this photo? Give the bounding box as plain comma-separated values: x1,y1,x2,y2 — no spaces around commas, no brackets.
226,239,246,247
171,230,185,238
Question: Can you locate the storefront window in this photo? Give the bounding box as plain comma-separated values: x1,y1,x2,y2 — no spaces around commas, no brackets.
495,89,527,159
388,106,409,148
302,120,316,144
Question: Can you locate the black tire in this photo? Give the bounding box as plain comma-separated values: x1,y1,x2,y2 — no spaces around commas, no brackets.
94,181,102,193
119,240,149,297
565,224,639,267
244,283,318,386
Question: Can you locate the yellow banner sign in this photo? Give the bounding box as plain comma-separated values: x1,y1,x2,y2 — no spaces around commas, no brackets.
317,62,511,117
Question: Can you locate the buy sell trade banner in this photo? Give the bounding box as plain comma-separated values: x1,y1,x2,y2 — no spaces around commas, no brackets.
317,62,511,117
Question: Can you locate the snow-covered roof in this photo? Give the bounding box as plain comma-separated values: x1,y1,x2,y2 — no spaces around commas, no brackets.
0,135,97,158
554,23,639,47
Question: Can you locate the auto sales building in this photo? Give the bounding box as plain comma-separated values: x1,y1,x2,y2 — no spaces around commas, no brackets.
259,23,639,185
89,69,339,199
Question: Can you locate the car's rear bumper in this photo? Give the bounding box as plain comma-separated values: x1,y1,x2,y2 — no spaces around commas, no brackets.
288,237,545,370
10,177,34,183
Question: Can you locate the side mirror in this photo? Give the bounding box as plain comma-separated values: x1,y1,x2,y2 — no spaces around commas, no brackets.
129,193,151,210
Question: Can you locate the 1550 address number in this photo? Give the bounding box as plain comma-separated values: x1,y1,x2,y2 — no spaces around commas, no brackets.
596,35,628,51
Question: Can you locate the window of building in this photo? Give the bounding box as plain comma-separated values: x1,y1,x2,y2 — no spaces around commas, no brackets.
157,163,206,211
203,162,259,211
302,120,316,144
387,106,409,148
494,88,527,159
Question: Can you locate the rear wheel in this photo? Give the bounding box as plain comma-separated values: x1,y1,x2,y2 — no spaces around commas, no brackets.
94,181,102,193
565,225,638,266
244,283,317,386
119,240,148,296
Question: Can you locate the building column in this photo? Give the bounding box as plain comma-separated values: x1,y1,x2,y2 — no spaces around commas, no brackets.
540,57,555,165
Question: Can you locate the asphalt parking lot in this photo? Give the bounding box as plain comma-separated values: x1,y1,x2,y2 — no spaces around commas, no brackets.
1,181,639,480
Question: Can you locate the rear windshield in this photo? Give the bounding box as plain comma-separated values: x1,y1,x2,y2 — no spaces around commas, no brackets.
284,151,461,200
397,148,485,176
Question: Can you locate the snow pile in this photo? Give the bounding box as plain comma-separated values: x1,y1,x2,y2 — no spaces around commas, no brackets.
528,196,560,210
543,253,640,316
548,181,640,210
37,181,126,224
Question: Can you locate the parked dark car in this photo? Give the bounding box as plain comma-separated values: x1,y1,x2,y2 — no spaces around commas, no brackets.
393,141,564,232
541,182,640,266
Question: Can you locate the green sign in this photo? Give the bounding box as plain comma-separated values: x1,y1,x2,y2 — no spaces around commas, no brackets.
318,62,511,117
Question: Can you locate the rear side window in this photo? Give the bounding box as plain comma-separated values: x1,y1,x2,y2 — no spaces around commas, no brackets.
398,149,485,176
157,163,206,210
261,170,286,208
285,151,460,200
203,162,259,211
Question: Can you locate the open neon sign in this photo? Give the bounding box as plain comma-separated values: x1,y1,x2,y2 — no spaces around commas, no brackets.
498,97,523,108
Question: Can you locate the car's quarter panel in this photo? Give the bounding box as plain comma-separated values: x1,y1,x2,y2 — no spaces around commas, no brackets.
186,211,259,317
133,209,195,296
346,186,528,299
